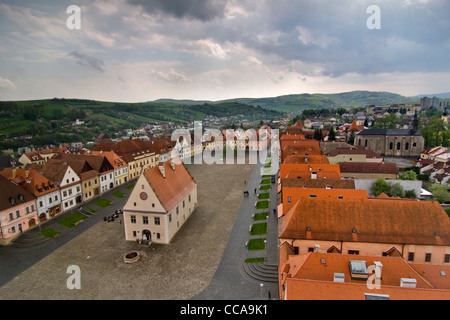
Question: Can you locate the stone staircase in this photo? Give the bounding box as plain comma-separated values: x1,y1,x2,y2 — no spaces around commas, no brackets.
9,230,52,249
243,261,278,283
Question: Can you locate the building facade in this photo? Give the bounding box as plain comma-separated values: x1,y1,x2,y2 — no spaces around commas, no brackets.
123,158,197,245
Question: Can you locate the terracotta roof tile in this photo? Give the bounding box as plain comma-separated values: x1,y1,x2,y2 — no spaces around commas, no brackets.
281,253,450,300
279,197,450,246
144,158,196,211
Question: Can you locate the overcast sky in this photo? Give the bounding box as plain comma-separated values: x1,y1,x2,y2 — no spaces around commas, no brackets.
0,0,449,102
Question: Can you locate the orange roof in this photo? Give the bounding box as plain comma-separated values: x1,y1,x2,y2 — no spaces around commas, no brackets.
1,168,60,197
144,158,196,212
410,264,450,290
286,170,341,180
280,252,450,300
278,197,450,246
283,155,329,164
90,151,127,168
280,164,341,179
348,120,359,131
281,178,355,190
281,188,368,216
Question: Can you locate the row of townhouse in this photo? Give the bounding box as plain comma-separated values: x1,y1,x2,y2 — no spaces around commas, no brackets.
417,146,450,184
276,129,450,300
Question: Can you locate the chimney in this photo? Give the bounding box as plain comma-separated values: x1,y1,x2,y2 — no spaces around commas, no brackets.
374,261,383,280
334,273,345,283
314,244,320,252
400,278,417,288
159,165,165,178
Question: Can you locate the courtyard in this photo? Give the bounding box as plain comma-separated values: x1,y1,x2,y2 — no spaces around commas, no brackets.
0,161,255,300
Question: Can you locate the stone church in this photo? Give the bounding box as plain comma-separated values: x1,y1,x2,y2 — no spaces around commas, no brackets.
354,113,424,157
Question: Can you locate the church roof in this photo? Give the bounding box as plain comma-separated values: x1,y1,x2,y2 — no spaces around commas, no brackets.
357,129,422,136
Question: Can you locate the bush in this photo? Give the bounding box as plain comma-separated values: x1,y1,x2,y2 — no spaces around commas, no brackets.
404,190,417,199
389,183,404,198
371,178,390,196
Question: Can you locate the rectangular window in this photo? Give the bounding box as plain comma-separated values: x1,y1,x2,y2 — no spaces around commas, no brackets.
16,210,20,218
9,212,13,221
154,217,160,225
408,252,414,262
348,250,360,255
130,215,136,224
425,253,432,262
169,214,172,222
444,254,450,264
143,216,149,225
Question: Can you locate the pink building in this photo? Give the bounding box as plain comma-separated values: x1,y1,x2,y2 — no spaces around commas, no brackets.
0,175,38,245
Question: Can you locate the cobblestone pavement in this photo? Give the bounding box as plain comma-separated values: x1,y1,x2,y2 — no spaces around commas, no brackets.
0,161,257,300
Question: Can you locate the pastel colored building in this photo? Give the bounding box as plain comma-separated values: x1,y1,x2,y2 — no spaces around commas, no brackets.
278,197,450,264
123,158,197,245
1,168,61,222
0,175,38,245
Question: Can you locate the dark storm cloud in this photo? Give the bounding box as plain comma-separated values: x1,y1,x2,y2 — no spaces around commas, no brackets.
127,0,227,21
68,51,105,72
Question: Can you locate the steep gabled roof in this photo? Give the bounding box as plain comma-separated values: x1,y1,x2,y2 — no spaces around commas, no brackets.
144,158,196,212
0,175,36,211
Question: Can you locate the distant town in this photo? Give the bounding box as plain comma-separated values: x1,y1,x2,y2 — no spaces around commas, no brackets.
0,95,449,300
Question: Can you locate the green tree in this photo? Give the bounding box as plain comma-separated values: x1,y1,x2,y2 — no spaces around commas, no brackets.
399,170,417,180
328,126,336,141
371,178,390,197
389,183,404,198
313,128,323,141
430,184,450,204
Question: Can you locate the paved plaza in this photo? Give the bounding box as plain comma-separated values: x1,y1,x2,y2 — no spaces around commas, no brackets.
0,158,279,300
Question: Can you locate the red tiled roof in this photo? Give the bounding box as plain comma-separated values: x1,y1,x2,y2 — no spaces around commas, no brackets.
278,197,450,246
144,158,196,212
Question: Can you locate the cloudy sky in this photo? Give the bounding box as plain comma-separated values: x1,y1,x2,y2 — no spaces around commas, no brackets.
0,0,449,102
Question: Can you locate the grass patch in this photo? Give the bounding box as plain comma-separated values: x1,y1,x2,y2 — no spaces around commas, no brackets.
258,192,270,200
84,207,97,214
248,238,266,250
260,178,271,185
256,200,269,209
126,184,135,190
112,191,126,198
251,223,267,235
40,228,60,238
259,185,270,191
94,198,112,208
245,257,265,263
254,212,269,221
58,212,88,228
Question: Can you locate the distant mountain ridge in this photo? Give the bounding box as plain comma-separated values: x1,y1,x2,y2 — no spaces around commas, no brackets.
152,90,428,113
